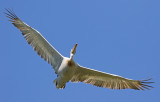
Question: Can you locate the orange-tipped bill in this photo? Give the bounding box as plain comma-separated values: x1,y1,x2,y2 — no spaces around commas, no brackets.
71,43,78,55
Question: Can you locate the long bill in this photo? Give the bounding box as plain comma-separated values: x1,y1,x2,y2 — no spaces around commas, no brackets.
71,43,78,55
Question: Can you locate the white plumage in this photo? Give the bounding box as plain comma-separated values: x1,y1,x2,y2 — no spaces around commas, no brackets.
4,9,153,90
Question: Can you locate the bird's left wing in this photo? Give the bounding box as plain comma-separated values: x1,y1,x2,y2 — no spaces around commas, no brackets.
71,65,153,90
4,9,63,72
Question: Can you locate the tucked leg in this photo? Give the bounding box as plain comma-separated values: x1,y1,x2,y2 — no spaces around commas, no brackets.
53,78,66,89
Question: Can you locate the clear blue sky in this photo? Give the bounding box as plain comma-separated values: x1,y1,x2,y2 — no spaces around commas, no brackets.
1,0,159,102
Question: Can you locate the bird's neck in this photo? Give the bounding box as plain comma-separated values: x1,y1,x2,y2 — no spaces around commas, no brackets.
70,53,74,60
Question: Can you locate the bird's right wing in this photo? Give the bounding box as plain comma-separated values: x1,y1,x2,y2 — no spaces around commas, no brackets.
71,65,153,90
4,9,63,72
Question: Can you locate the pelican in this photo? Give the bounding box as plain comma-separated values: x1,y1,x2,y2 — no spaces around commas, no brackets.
4,9,153,90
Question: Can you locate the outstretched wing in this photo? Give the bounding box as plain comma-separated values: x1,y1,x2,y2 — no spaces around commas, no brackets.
4,9,63,72
71,65,153,90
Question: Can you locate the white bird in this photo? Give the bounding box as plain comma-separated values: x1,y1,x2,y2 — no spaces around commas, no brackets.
4,9,153,90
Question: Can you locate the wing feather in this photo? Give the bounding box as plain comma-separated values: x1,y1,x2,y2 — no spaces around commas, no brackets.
5,9,63,72
71,65,153,90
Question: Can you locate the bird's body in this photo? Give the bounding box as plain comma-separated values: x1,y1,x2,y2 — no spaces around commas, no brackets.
55,57,77,89
4,9,153,90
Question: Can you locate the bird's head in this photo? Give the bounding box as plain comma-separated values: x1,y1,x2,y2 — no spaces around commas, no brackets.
70,43,78,59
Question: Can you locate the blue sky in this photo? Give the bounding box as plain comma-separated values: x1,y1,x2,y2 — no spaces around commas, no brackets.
1,0,159,102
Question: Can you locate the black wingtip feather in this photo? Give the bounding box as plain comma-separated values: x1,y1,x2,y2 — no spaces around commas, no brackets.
4,8,19,20
139,78,154,90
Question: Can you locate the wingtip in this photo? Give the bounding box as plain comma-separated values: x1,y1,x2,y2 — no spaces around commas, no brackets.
4,8,19,20
139,78,154,90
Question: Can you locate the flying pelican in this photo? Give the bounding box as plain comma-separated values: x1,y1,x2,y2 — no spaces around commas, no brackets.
4,9,153,90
